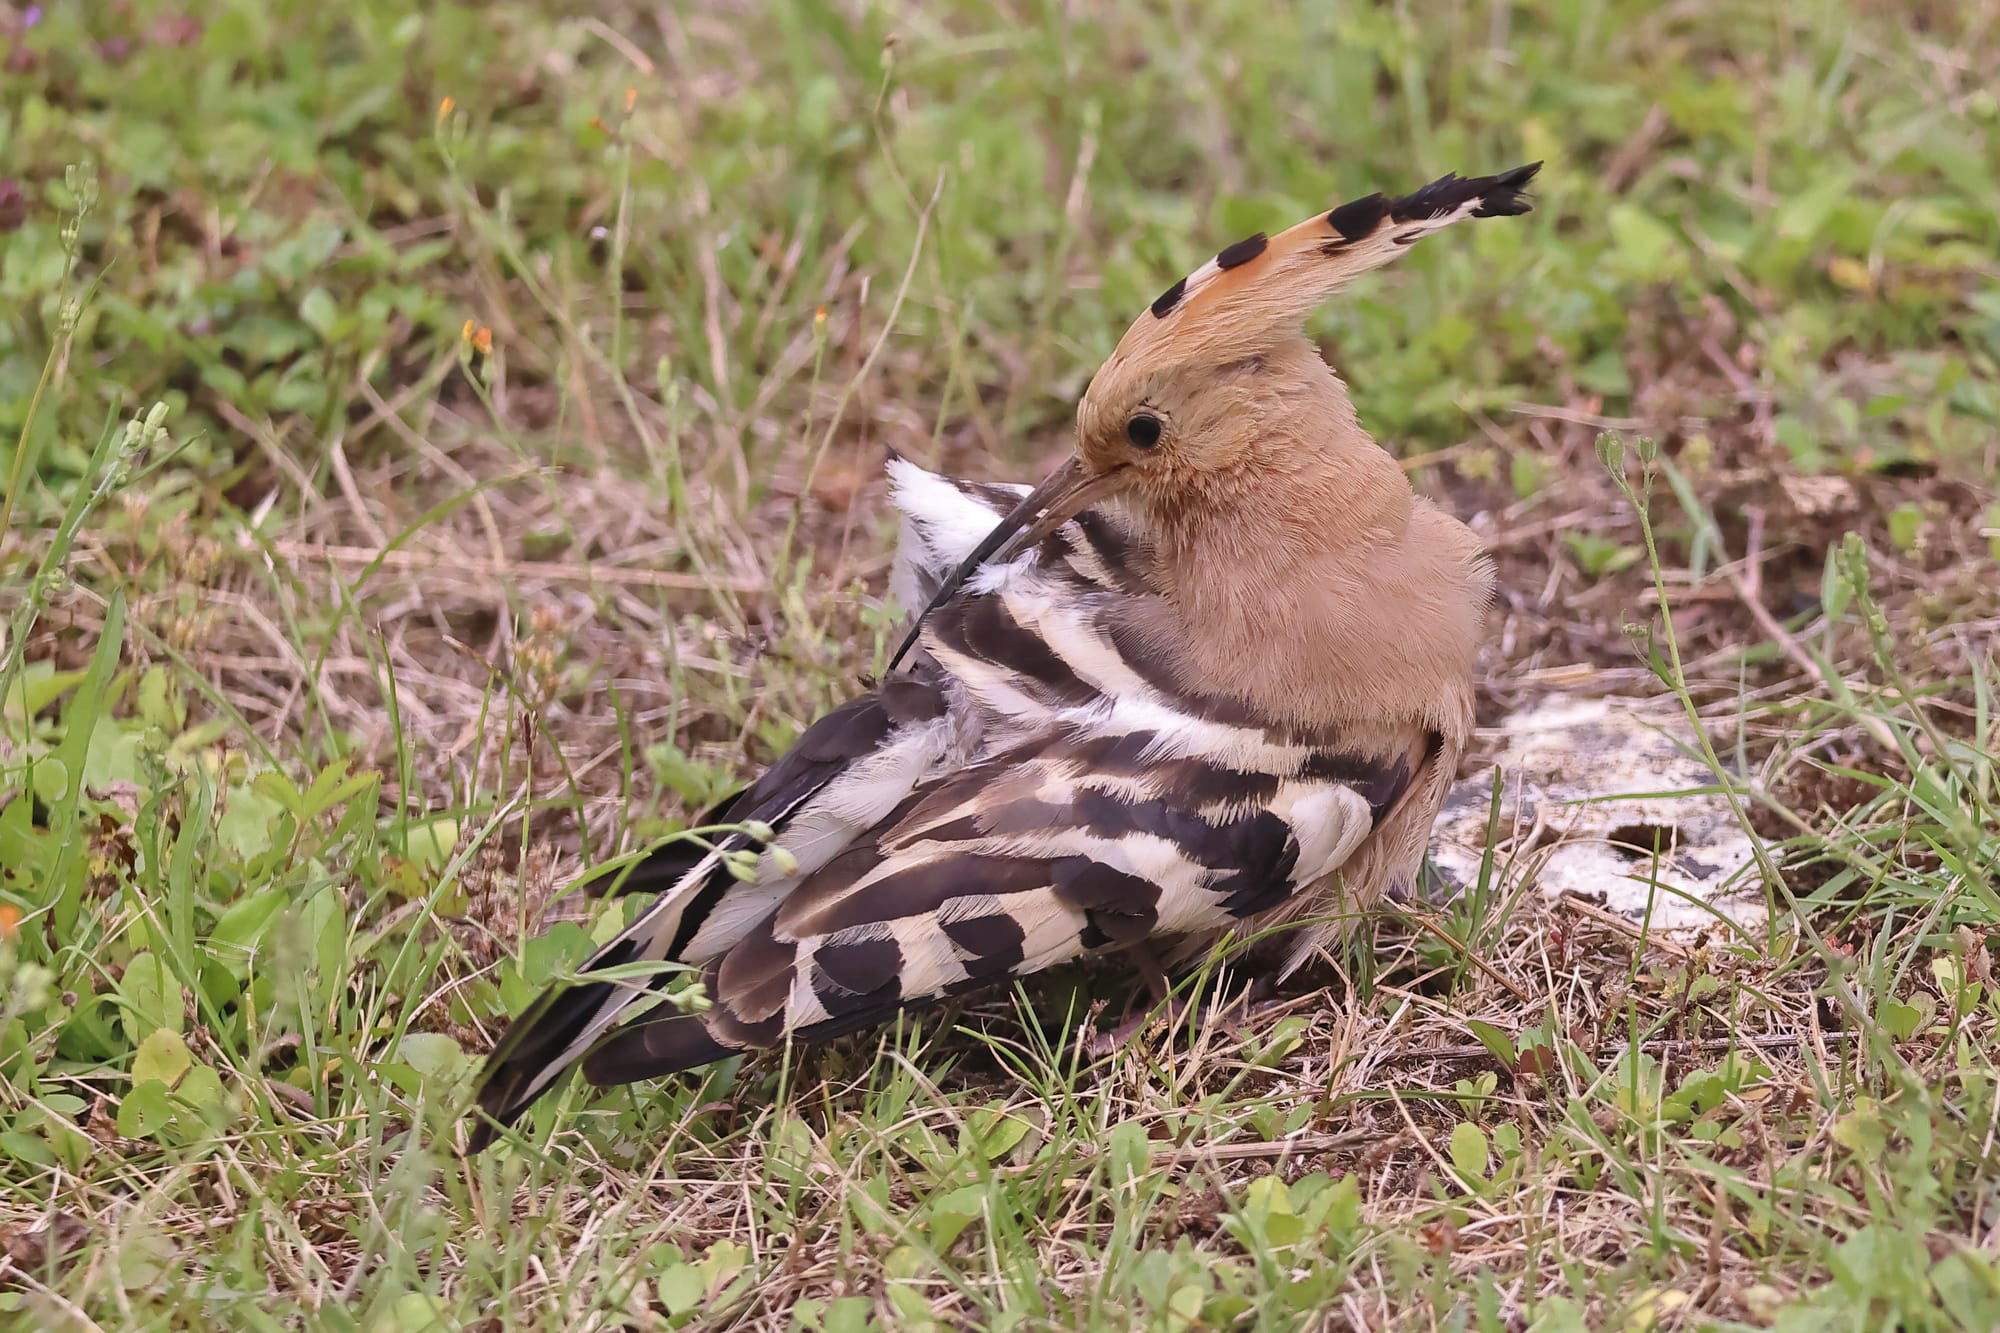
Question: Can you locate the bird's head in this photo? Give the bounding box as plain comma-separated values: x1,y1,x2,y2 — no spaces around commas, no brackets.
888,163,1539,668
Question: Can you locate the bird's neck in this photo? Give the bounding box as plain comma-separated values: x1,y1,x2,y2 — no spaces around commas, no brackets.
1139,419,1487,740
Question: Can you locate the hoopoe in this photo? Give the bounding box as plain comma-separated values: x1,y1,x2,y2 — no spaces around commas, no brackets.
466,163,1539,1152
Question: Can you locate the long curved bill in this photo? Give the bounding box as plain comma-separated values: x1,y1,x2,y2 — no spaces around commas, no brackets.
885,456,1131,672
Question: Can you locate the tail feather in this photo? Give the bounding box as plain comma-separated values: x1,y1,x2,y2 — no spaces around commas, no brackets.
578,1010,738,1088
466,786,825,1152
466,680,936,1144
464,850,727,1152
465,934,657,1153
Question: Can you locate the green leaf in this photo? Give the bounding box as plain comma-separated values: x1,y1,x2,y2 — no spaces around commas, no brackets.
1932,1251,2000,1331
171,1065,230,1137
1605,204,1684,279
136,666,184,731
117,1080,175,1138
1887,501,1924,552
885,1285,938,1332
30,755,70,805
302,886,350,1009
299,286,338,338
1879,998,1925,1042
1529,1295,1590,1333
301,758,375,820
397,1032,470,1087
402,817,459,871
1563,531,1642,579
1236,1175,1305,1247
216,783,290,861
1774,415,1823,469
964,1103,1031,1161
1773,171,1855,242
1242,1174,1292,1217
1322,1173,1362,1245
1249,1015,1309,1066
46,591,126,937
1509,451,1549,500
925,1184,986,1251
821,1295,874,1333
82,719,145,792
0,796,46,882
132,1027,192,1089
1832,1101,1889,1158
0,1129,57,1167
655,1263,706,1315
1448,1122,1490,1181
370,1290,450,1333
1465,1019,1516,1065
212,888,289,963
113,1225,176,1291
764,1114,821,1188
1263,1210,1305,1249
2,665,85,724
699,1238,750,1296
1106,1119,1151,1185
120,951,184,1036
251,769,305,819
176,1063,226,1112
502,922,592,1008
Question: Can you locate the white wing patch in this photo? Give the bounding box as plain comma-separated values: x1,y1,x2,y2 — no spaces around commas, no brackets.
886,458,1027,614
1272,783,1376,884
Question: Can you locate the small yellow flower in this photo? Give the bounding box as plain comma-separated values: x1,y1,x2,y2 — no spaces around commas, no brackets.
814,305,828,327
460,318,475,344
437,95,455,121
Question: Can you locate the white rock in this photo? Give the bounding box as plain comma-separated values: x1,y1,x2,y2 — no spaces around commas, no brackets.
1429,694,1768,932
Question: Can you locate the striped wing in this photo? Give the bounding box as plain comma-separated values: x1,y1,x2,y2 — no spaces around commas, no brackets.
472,461,1420,1143
621,460,1151,965
466,671,961,1146
577,502,1424,1085
470,464,1104,1145
581,721,1408,1083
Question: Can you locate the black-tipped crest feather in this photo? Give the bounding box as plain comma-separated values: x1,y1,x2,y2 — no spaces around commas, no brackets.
1387,162,1540,222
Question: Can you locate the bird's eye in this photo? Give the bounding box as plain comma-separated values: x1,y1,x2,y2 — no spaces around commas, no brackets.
1125,413,1163,449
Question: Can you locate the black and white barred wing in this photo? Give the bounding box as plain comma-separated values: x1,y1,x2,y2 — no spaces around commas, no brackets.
657,457,1147,960
579,530,1420,1082
470,463,1086,1145
471,461,1390,1140
466,671,966,1148
591,461,1033,911
581,715,1407,1081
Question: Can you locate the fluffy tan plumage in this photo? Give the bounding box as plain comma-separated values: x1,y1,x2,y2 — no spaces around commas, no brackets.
466,163,1539,1153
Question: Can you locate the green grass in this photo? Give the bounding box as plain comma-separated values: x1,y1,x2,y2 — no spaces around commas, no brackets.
4,0,1999,1328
